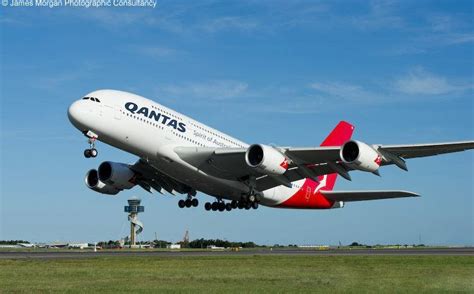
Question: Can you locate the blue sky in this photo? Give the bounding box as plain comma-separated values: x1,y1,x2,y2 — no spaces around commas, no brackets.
1,0,473,245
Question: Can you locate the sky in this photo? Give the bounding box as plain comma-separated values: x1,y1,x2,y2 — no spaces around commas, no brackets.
0,0,473,246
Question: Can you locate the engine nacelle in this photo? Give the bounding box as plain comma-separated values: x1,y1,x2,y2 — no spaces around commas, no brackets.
340,140,382,172
245,144,289,175
85,169,120,195
98,161,136,190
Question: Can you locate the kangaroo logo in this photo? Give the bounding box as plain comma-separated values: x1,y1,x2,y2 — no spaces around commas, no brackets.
313,175,327,194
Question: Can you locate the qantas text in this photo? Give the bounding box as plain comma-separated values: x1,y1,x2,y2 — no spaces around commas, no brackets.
125,102,186,133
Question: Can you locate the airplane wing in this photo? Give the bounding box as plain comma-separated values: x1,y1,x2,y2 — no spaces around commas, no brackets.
321,190,419,202
173,146,341,180
377,141,474,160
174,140,473,192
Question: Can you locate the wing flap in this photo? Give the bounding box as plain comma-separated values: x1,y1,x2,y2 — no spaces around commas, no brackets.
284,147,341,164
321,190,419,202
130,159,193,195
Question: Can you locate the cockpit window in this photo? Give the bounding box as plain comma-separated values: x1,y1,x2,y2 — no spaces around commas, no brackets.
82,97,101,103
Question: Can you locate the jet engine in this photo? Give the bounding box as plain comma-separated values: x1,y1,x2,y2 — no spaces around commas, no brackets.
340,140,382,172
98,161,136,190
85,169,120,195
245,144,289,175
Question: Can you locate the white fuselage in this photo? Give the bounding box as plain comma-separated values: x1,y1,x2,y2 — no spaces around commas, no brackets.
68,90,309,206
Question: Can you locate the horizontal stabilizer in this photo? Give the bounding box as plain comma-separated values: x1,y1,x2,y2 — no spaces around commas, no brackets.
321,190,419,202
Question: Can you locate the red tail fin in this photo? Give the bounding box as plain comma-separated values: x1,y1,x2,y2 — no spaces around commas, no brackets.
319,121,354,191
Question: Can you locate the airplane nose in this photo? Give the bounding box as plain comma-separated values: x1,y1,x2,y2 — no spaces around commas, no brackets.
67,100,82,125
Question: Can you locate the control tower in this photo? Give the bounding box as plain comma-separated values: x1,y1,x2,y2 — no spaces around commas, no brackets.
124,197,144,247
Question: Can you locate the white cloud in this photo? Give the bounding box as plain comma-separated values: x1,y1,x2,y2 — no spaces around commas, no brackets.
384,46,427,56
428,15,454,33
0,16,28,26
79,10,146,28
132,45,181,60
394,67,469,95
148,71,471,115
257,95,327,114
156,80,248,101
307,68,472,107
443,33,474,45
31,61,102,91
199,16,260,33
310,82,381,103
420,13,474,46
350,0,404,30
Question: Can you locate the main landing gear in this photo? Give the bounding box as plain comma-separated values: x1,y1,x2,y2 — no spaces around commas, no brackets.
178,195,199,208
83,131,98,158
204,198,259,212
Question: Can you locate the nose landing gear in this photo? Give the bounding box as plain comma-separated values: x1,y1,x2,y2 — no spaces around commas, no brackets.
84,147,98,158
83,131,99,158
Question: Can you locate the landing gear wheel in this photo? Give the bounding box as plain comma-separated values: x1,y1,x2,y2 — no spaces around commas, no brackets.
83,133,99,158
204,202,211,211
178,199,185,208
191,198,199,207
231,200,238,209
218,202,225,212
185,199,192,208
211,202,218,211
238,202,244,209
245,203,251,210
225,203,232,211
90,148,98,158
252,202,259,209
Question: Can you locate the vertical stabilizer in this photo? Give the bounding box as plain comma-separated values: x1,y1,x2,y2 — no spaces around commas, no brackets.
319,121,354,191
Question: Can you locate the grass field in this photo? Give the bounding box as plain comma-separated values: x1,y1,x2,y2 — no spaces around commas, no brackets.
1,255,473,292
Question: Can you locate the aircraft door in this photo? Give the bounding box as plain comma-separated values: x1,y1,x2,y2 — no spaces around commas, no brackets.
114,104,122,120
305,186,311,202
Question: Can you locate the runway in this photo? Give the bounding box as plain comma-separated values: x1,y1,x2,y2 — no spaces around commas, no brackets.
1,247,473,259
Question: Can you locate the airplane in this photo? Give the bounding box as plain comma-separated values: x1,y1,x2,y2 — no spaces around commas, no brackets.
67,90,474,211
